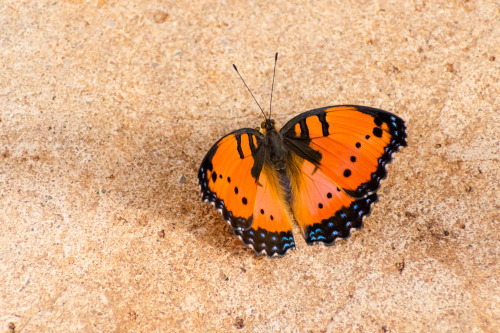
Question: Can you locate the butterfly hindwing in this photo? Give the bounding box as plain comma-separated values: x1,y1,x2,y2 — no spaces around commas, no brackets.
234,164,295,257
199,129,295,256
282,105,406,245
286,154,378,244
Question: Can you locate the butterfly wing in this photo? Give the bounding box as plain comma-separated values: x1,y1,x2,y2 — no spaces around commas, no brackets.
281,105,407,244
233,164,295,257
199,129,295,256
286,153,379,244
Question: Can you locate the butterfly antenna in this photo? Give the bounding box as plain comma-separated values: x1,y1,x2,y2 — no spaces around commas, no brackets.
233,64,267,120
269,52,278,120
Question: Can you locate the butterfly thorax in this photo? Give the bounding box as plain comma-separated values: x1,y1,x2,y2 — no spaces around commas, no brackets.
264,126,287,172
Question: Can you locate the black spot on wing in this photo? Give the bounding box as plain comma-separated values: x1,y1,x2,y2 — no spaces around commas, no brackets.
373,127,383,138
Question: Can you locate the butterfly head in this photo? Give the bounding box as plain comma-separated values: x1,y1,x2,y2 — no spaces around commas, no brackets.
261,119,276,133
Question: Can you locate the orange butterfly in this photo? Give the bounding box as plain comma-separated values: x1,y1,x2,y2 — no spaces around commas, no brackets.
199,54,407,257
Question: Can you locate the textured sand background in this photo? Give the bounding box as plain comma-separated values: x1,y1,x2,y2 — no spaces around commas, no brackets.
1,0,499,332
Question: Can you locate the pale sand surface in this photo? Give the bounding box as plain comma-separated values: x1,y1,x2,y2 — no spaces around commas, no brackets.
0,1,499,332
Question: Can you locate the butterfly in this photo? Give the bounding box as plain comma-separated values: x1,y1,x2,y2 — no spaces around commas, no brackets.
198,54,407,257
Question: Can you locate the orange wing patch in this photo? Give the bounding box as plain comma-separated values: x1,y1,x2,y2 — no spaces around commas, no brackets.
286,154,378,244
282,105,407,198
234,164,295,257
199,129,263,230
288,157,353,226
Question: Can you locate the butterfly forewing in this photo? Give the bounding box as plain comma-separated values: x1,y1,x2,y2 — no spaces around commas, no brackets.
281,105,407,197
199,129,264,230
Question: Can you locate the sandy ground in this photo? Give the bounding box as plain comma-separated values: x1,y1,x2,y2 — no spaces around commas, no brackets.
1,0,499,332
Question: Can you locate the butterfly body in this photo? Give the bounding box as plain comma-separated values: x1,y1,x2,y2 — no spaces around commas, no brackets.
199,105,407,257
263,127,287,171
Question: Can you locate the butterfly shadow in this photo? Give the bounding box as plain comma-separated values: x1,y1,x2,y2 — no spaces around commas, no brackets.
113,125,252,257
